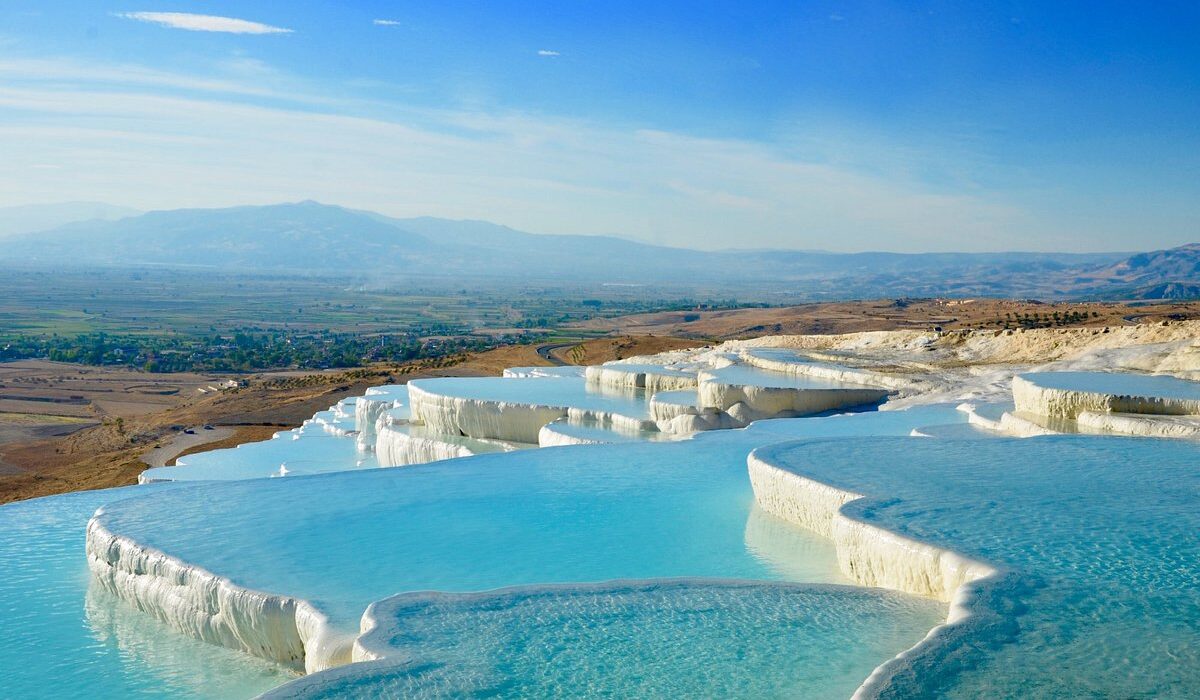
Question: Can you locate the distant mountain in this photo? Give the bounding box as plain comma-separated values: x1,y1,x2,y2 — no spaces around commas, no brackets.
2,201,430,270
0,201,140,237
1,200,1190,300
1065,244,1200,300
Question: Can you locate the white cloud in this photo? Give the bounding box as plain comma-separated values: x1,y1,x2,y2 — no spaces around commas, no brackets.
5,56,1169,253
373,19,401,26
537,50,560,57
117,12,292,35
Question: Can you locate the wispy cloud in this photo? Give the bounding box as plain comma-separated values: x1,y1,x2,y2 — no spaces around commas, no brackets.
117,12,292,35
373,19,401,27
0,64,1040,252
537,50,560,57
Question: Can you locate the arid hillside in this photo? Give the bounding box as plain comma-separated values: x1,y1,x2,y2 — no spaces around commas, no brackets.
576,298,1200,340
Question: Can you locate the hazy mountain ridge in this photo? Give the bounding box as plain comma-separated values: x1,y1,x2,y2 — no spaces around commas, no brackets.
0,202,141,237
1,201,1193,300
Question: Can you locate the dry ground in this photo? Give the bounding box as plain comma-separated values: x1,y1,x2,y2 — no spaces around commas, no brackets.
0,335,706,503
575,299,1200,340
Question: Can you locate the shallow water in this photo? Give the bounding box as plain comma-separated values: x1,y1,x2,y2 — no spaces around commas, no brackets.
0,487,295,699
540,418,674,443
95,406,964,634
650,388,699,406
760,435,1200,697
702,364,877,390
741,347,814,363
1021,370,1200,399
264,580,943,700
141,430,378,482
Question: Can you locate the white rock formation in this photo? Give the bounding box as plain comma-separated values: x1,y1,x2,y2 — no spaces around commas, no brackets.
1076,410,1200,439
354,388,408,451
503,366,586,378
537,420,606,447
373,419,520,467
584,364,697,393
407,382,656,443
406,383,568,443
697,370,890,419
739,349,925,392
86,515,353,675
955,403,1060,438
746,445,1000,699
1012,374,1200,419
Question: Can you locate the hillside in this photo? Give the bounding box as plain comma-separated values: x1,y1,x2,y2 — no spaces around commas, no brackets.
3,200,1196,299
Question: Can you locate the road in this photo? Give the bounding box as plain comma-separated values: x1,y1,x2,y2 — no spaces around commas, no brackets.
535,342,578,366
141,426,234,467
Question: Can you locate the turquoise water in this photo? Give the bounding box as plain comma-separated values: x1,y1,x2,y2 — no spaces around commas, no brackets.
702,364,876,390
140,430,378,482
0,487,295,699
595,362,696,378
262,580,943,700
540,419,673,443
742,347,814,363
759,436,1200,697
3,400,965,699
1021,370,1200,400
379,421,525,453
968,401,1013,422
410,376,653,417
650,388,699,406
94,406,963,634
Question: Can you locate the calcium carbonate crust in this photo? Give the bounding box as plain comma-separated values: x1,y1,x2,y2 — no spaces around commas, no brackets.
698,370,891,418
739,350,926,392
955,403,1060,438
354,393,405,451
86,510,354,675
583,365,698,393
373,422,477,466
1012,374,1200,420
256,577,940,700
1075,410,1200,439
747,444,1004,699
406,382,656,443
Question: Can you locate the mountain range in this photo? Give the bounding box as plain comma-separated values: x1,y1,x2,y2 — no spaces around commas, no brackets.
0,200,1195,300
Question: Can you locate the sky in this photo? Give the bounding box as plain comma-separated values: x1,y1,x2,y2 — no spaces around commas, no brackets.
0,1,1197,252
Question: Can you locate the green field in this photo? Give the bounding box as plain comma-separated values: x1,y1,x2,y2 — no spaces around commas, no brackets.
0,267,752,371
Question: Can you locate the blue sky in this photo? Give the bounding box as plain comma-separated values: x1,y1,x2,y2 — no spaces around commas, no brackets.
1,1,1197,251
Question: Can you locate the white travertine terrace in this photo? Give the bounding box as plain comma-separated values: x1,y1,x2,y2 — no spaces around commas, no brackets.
739,349,925,392
406,382,571,443
746,445,1000,699
956,403,1060,438
1012,373,1200,419
86,516,353,675
584,364,698,393
647,389,704,422
502,366,586,378
353,389,407,451
697,369,891,419
374,419,520,467
537,420,606,446
406,382,656,443
748,447,995,603
1076,410,1200,439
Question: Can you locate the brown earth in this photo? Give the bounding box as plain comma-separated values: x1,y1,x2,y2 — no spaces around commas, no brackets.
547,336,709,364
0,335,707,504
574,298,1200,340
